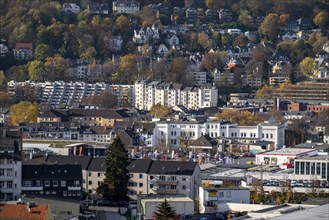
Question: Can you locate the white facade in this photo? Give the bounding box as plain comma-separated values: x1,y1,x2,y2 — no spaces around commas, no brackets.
256,148,319,167
113,0,140,14
134,81,218,110
199,184,250,213
140,197,194,220
0,158,22,201
187,71,207,86
294,156,329,182
62,3,80,13
133,25,159,44
154,121,285,149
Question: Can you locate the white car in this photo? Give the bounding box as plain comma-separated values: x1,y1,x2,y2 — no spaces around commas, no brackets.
81,211,95,218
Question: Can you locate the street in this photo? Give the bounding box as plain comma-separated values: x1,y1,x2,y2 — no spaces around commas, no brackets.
91,206,127,220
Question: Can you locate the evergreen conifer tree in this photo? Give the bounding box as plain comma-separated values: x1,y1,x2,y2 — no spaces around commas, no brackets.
154,199,176,220
104,137,130,201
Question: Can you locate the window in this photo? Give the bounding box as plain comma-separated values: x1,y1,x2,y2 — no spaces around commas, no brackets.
170,176,176,181
74,180,80,186
23,181,33,187
0,181,4,188
316,163,321,175
295,162,300,174
45,180,50,187
139,174,143,179
300,162,305,175
226,191,232,198
88,172,92,177
306,162,310,175
218,192,224,197
182,177,186,181
182,185,186,190
89,181,92,185
61,180,66,187
7,181,13,189
159,176,165,181
98,173,103,177
36,181,42,187
53,180,58,187
0,169,4,176
139,183,143,187
311,162,315,175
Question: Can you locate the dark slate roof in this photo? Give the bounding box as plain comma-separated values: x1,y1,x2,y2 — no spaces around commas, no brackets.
127,159,152,173
148,161,198,176
68,109,129,119
22,154,47,165
22,164,82,179
39,109,69,120
190,135,217,147
46,155,92,170
87,157,106,172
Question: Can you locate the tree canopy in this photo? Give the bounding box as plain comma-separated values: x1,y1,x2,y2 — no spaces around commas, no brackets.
154,199,176,220
104,137,130,201
8,101,38,125
215,109,262,126
150,104,172,118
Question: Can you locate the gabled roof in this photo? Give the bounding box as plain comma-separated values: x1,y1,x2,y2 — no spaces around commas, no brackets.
148,161,198,176
127,159,152,173
22,164,82,179
68,109,129,119
190,135,217,147
87,157,106,172
15,43,33,50
46,155,92,170
38,109,69,120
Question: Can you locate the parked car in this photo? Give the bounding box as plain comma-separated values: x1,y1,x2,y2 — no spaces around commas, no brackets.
80,211,95,218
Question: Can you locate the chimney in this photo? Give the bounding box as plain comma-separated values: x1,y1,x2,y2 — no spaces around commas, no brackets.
29,152,33,160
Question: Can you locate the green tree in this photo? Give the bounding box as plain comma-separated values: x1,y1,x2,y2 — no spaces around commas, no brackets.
299,57,317,78
9,101,38,125
34,44,52,61
104,137,130,201
115,15,131,35
259,13,280,42
28,60,44,81
154,199,176,220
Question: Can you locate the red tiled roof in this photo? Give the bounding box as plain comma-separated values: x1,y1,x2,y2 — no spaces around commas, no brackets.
15,43,33,50
0,204,49,220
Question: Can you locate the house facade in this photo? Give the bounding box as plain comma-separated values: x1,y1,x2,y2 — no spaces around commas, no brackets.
113,0,140,14
13,43,33,60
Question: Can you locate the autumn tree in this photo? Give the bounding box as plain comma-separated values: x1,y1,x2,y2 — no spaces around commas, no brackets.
256,85,274,100
259,13,280,42
299,57,317,78
140,6,156,27
150,104,172,118
215,109,262,126
313,11,329,29
9,101,38,125
167,57,187,83
0,92,13,107
154,199,176,220
0,71,5,85
44,54,69,81
115,15,131,35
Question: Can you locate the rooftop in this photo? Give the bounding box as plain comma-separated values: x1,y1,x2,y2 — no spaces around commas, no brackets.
257,148,318,156
0,204,50,220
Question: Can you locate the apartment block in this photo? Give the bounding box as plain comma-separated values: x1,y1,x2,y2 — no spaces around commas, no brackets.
0,126,22,201
134,80,218,110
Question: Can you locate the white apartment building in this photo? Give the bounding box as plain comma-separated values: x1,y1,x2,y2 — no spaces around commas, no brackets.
112,0,140,14
127,160,201,201
134,80,218,110
7,81,134,108
154,119,285,150
0,127,22,201
294,155,329,182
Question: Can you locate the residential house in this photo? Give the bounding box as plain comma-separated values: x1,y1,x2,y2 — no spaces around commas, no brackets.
214,71,235,86
315,56,329,78
157,44,169,56
117,130,141,150
45,155,91,194
205,9,217,22
68,59,103,81
85,157,105,194
0,43,9,57
187,71,207,86
189,135,218,155
281,19,299,32
186,8,198,23
154,118,285,150
22,164,83,198
134,122,156,148
133,24,160,44
62,3,80,13
0,126,22,201
0,108,9,124
281,32,299,41
127,159,201,200
13,43,33,60
165,34,179,47
199,180,250,213
227,29,242,35
241,74,262,88
87,3,109,14
79,126,115,143
113,0,140,14
269,76,290,86
297,17,314,30
218,8,233,23
104,35,123,52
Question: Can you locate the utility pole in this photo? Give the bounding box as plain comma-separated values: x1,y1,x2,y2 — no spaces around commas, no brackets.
260,162,263,185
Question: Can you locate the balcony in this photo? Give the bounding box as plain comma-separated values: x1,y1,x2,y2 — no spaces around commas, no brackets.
154,188,177,194
68,186,81,190
22,186,43,191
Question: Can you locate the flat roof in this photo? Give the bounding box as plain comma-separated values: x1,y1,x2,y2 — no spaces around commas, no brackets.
257,148,317,156
268,204,329,220
295,155,329,161
142,197,193,203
